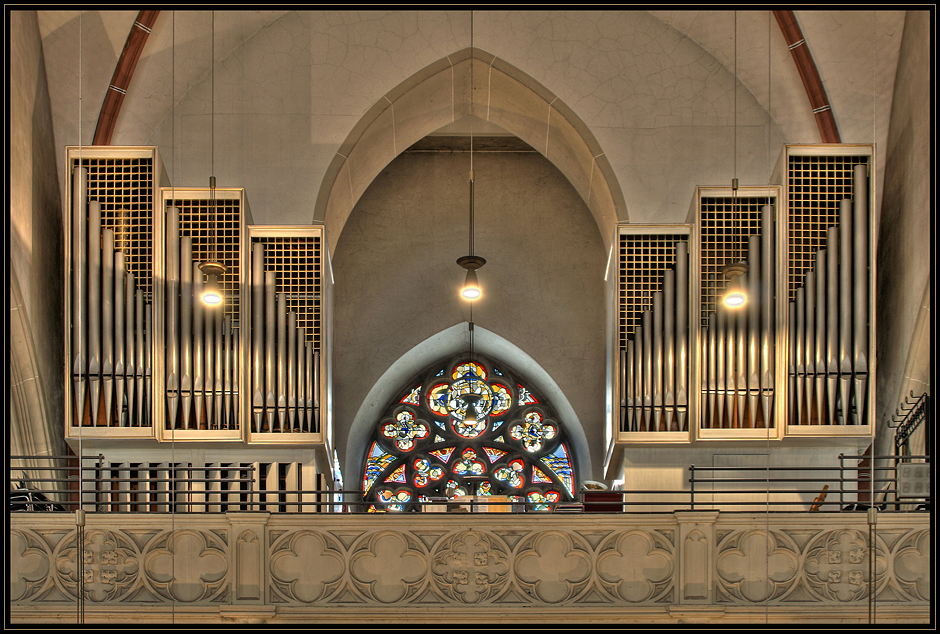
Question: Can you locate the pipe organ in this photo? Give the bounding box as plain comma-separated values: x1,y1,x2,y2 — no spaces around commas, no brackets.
66,148,167,437
780,149,873,432
158,188,250,439
697,192,779,434
246,227,327,442
64,147,333,511
612,145,874,446
617,228,691,439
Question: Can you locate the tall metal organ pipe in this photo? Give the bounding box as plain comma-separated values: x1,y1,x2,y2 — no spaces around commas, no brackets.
180,236,193,429
264,271,277,432
193,262,205,428
746,235,760,428
652,290,664,431
814,248,827,424
252,243,264,433
825,225,839,426
72,167,88,427
663,271,676,431
102,229,115,427
838,198,853,423
852,164,869,422
675,241,689,431
114,251,126,426
88,201,101,426
759,205,774,428
125,273,136,426
166,207,180,429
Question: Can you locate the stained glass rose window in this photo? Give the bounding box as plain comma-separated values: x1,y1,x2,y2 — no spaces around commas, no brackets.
362,354,576,512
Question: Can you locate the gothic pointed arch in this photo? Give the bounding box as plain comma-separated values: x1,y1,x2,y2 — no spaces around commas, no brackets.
315,48,628,252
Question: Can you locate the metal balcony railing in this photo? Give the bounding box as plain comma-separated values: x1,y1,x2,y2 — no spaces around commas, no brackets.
9,454,929,514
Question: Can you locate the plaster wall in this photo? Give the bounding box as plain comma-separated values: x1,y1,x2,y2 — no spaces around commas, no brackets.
9,10,65,455
874,12,932,456
332,147,607,481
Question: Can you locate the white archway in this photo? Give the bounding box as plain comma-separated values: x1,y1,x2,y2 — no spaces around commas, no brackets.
345,322,594,491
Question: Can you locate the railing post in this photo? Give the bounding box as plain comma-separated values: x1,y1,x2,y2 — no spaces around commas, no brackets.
838,453,845,511
689,464,695,510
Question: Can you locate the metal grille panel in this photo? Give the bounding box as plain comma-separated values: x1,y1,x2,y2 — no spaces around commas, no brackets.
73,156,154,300
253,235,323,347
699,197,769,325
787,155,869,301
167,197,242,327
619,234,686,347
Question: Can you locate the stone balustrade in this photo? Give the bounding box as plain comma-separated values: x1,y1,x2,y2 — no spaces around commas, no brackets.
10,511,930,624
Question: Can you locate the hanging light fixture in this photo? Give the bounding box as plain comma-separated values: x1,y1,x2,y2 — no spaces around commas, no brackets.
201,10,226,306
458,11,485,301
723,10,747,309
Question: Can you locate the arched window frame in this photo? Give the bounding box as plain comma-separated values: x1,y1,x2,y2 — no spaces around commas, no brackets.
362,354,577,512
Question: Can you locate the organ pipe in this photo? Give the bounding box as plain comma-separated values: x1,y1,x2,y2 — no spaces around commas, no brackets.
759,205,774,428
804,270,816,425
265,271,276,432
102,229,115,426
135,287,144,427
663,271,676,431
715,301,726,428
734,271,747,427
71,167,87,427
193,262,205,428
826,225,839,426
252,243,264,433
297,326,306,432
88,201,101,426
838,198,853,423
125,273,136,426
223,315,233,429
652,291,664,431
181,236,193,429
115,250,126,426
213,305,224,428
814,249,826,424
288,311,298,432
675,241,689,432
277,293,288,432
166,207,180,429
853,164,869,423
746,235,760,428
205,274,215,429
641,309,652,431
